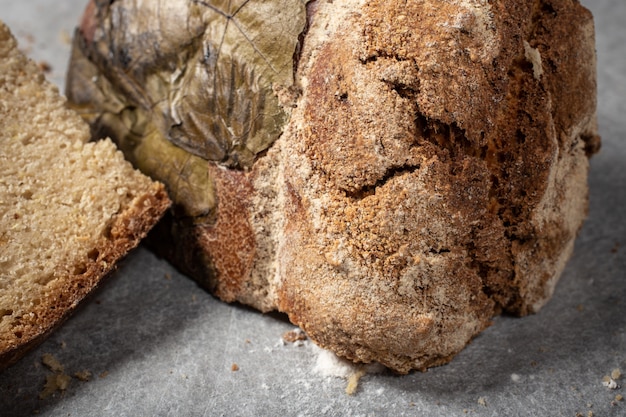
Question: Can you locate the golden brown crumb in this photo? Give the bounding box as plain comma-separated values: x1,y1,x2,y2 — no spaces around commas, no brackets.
74,370,92,382
283,329,307,343
587,411,594,417
39,373,71,399
345,369,366,396
164,273,172,280
611,368,622,380
37,61,51,73
59,29,71,45
615,394,624,402
99,371,109,379
603,374,619,389
231,363,239,372
477,397,487,407
41,354,64,373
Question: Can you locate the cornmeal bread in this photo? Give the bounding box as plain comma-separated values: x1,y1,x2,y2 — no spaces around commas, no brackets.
0,20,170,369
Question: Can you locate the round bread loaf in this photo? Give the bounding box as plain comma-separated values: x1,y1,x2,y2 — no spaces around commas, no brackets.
66,0,600,373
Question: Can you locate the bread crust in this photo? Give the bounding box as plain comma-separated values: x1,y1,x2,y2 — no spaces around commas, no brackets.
269,0,599,372
0,185,170,369
66,0,599,373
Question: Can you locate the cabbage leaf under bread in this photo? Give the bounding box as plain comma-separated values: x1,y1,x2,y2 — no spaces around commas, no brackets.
67,0,307,218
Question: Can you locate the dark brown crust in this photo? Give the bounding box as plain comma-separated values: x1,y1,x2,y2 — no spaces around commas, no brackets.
274,0,598,372
0,183,170,370
196,164,257,303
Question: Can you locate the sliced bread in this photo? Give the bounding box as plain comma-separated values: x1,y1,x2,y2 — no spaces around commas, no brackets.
0,20,170,369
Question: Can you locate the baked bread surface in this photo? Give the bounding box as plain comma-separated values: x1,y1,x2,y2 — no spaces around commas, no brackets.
0,21,170,369
66,0,599,373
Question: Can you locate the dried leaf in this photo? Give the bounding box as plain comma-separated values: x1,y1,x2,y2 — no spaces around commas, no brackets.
67,0,307,218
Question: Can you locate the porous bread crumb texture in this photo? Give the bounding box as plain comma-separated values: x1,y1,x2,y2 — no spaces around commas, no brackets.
0,21,169,368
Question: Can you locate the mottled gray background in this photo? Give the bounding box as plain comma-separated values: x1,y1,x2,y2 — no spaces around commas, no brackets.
1,1,624,416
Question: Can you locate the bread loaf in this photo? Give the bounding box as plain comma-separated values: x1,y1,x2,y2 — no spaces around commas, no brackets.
66,0,600,373
0,21,170,369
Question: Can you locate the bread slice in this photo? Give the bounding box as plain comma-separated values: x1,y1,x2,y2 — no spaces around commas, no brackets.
0,21,170,369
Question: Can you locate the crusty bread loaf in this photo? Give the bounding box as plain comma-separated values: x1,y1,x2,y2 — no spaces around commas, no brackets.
66,0,599,373
0,21,170,369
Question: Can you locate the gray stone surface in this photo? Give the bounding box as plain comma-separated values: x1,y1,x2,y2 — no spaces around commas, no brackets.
1,1,624,416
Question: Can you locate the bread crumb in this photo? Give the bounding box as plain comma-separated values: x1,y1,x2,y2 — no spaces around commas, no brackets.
283,328,307,343
345,369,366,395
231,363,239,372
99,371,109,379
602,375,618,389
615,394,624,402
74,370,92,382
477,397,487,407
37,61,52,73
59,29,72,45
164,273,171,280
41,353,64,373
587,411,594,417
611,368,622,380
39,373,71,399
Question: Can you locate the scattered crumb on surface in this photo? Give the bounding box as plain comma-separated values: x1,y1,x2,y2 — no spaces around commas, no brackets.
576,304,585,312
477,397,487,407
603,374,619,390
99,371,109,379
59,29,71,45
311,345,385,395
231,363,239,372
41,353,64,373
39,373,71,399
164,273,171,280
283,328,307,344
611,368,622,380
37,61,51,73
511,373,521,383
345,369,366,396
74,370,92,382
587,411,594,417
611,242,620,253
615,394,624,402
